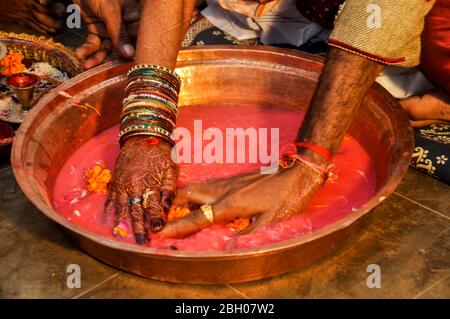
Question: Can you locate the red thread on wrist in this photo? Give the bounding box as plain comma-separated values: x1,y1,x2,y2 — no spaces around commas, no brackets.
291,154,329,180
296,141,332,162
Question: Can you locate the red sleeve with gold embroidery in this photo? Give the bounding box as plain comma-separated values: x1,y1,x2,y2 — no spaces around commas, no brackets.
329,0,435,67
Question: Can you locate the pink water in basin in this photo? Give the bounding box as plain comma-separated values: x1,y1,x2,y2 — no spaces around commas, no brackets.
53,104,376,251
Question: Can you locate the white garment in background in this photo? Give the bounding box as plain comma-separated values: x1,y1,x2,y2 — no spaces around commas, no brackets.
202,0,329,46
376,67,435,99
202,0,434,98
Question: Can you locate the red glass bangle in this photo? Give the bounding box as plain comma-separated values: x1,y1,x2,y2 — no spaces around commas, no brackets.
296,141,332,162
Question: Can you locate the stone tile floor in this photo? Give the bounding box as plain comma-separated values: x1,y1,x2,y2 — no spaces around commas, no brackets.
0,23,449,299
0,166,448,298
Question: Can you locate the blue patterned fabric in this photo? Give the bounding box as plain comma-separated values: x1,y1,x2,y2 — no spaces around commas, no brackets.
411,123,450,184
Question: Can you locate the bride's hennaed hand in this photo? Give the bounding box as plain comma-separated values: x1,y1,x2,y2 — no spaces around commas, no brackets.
105,136,177,244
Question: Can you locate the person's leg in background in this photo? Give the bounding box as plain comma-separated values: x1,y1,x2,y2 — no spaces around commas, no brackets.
407,0,450,184
400,0,450,125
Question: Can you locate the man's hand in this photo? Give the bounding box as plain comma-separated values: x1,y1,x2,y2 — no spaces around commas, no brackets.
74,0,140,69
159,164,323,238
0,0,65,34
158,48,385,239
105,137,177,244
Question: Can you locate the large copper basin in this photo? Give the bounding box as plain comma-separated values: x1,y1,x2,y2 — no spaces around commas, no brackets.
12,46,413,284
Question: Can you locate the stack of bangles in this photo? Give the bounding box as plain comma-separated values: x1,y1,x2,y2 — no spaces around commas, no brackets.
119,64,181,146
279,141,333,182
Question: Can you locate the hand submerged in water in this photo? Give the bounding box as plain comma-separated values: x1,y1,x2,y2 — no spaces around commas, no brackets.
159,163,324,239
105,136,177,244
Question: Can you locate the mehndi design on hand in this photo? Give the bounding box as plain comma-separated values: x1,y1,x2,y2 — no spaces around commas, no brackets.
105,136,177,244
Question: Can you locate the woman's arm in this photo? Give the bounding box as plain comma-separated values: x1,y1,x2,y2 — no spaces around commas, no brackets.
106,0,196,244
134,0,196,67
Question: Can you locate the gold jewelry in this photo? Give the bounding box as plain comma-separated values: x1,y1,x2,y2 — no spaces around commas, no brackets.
121,112,176,127
142,188,158,209
123,98,178,115
124,93,177,106
200,204,214,225
122,100,178,117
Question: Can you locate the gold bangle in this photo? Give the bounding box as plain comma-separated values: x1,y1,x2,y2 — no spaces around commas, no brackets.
122,100,178,117
121,112,176,127
123,93,178,106
120,111,174,124
123,98,178,113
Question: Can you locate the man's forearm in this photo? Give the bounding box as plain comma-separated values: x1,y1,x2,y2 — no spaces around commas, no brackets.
135,0,196,67
297,47,384,165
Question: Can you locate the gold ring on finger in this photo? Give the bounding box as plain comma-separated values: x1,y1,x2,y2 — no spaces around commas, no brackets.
142,188,158,208
200,204,214,225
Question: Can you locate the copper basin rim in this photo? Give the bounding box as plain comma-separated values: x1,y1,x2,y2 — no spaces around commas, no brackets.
11,46,413,284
